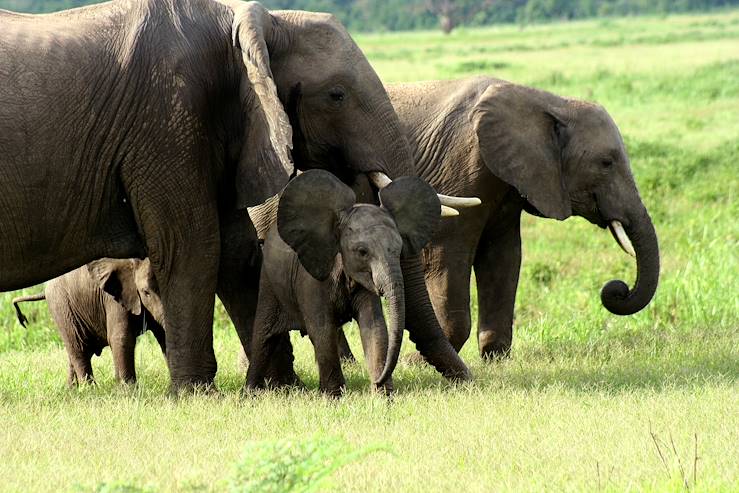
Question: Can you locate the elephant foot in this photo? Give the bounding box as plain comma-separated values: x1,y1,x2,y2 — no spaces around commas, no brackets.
169,377,217,396
320,385,346,399
479,330,512,360
416,338,471,381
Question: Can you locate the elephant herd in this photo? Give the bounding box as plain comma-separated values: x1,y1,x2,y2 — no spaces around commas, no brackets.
0,0,659,395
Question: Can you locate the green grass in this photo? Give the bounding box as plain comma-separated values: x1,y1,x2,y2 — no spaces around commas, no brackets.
1,10,738,493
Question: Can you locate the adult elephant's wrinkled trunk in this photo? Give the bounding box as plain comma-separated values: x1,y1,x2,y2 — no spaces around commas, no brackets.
374,262,405,386
401,254,471,380
601,207,660,315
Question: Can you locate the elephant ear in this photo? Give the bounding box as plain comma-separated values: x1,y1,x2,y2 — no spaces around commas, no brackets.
277,170,356,281
232,2,293,208
87,259,142,316
471,82,572,220
379,177,441,255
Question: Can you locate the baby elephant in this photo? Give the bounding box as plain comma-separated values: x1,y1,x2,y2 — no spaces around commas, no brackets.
12,258,165,385
247,170,440,396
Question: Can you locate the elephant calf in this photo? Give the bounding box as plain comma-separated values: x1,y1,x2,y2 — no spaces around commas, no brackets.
247,170,440,396
12,259,165,385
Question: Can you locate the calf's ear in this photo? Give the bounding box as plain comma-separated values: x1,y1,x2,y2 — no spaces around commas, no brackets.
87,259,142,316
277,170,355,281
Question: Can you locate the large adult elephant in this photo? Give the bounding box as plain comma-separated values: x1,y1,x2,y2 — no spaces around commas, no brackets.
384,77,660,358
0,0,469,390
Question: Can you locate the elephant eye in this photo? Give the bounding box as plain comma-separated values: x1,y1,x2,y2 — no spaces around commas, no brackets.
601,159,614,168
328,87,346,103
356,246,369,258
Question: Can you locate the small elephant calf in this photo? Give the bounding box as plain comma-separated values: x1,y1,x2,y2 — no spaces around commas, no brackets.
12,258,165,385
247,170,440,396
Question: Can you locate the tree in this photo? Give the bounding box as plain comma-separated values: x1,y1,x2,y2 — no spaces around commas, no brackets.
426,0,503,34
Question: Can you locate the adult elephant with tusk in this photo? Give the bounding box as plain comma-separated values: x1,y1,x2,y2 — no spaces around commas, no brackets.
0,0,472,391
362,77,660,359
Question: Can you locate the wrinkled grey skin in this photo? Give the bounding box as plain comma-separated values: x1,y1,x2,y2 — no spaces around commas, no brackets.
247,171,440,396
347,77,658,359
12,259,165,385
0,0,467,390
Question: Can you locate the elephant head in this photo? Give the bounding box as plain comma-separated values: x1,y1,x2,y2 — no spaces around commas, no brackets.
226,1,472,378
87,258,164,325
471,81,659,315
277,170,440,385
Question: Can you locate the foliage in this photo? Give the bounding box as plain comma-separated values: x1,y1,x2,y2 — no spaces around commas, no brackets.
2,0,738,32
227,437,388,492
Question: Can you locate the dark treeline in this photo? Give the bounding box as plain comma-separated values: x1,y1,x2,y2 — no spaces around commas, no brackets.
2,0,737,32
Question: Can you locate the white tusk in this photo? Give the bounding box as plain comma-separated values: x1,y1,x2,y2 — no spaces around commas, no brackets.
369,171,463,217
368,171,392,189
441,205,460,217
609,221,636,257
437,194,482,208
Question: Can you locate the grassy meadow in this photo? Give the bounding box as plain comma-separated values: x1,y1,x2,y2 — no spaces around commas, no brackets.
1,10,738,492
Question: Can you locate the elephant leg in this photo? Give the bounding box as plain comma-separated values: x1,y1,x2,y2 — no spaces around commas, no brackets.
66,358,78,387
158,251,219,391
107,308,138,383
336,327,356,362
401,254,471,380
424,247,474,352
307,323,345,397
69,351,94,386
129,169,221,392
245,278,287,390
217,208,300,386
474,211,522,359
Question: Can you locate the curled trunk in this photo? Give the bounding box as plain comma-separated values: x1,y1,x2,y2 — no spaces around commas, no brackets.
601,208,660,315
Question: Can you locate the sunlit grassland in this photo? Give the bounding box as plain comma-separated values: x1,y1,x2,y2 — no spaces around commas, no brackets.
0,10,737,493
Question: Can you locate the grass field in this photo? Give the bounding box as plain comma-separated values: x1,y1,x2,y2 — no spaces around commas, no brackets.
1,10,738,493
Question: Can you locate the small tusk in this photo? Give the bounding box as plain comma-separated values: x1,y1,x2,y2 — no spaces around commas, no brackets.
441,205,460,217
437,194,482,208
609,221,636,257
368,171,392,189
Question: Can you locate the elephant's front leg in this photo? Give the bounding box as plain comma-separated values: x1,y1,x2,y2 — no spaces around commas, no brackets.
423,245,474,352
130,165,220,392
352,291,391,394
474,210,522,359
301,299,345,396
217,209,300,386
106,306,138,383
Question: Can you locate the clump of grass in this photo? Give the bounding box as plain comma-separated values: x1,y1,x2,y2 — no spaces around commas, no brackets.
227,437,389,493
450,59,511,73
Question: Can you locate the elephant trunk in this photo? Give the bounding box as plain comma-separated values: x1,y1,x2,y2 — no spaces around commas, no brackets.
375,262,405,386
601,207,660,315
401,254,471,380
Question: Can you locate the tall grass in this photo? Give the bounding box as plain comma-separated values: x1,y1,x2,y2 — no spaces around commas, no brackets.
0,9,737,493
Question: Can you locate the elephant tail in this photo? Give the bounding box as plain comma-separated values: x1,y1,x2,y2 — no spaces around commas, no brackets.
11,293,46,328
